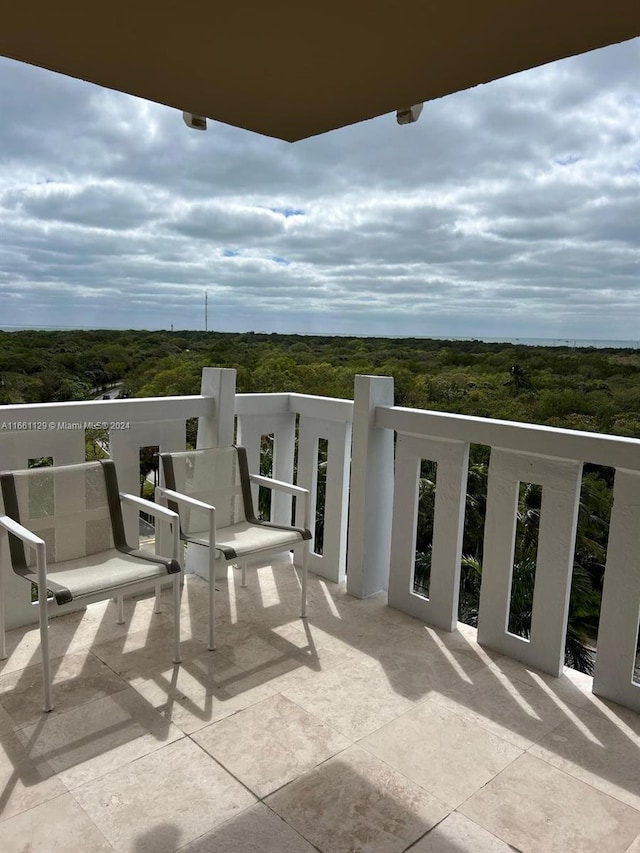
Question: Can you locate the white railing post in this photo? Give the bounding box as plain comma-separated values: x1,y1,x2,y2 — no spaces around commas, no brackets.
186,368,237,579
197,367,236,448
593,469,640,711
346,375,394,598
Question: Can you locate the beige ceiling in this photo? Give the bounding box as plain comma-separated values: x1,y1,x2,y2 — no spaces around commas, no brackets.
2,2,639,142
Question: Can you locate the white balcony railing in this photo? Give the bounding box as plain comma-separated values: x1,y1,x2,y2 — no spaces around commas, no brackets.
374,388,640,714
236,390,352,582
0,368,638,715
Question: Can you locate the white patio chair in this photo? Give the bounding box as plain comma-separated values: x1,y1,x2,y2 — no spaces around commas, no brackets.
0,459,182,712
157,445,311,650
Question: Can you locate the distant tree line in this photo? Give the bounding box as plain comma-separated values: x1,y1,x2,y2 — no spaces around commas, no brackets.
3,330,640,442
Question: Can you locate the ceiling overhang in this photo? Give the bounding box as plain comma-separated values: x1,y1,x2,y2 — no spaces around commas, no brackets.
2,2,639,142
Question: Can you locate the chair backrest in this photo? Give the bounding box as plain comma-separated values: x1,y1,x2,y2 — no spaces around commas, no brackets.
161,446,256,536
0,460,127,575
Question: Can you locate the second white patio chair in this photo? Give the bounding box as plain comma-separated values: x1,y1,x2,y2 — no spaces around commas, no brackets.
158,445,311,649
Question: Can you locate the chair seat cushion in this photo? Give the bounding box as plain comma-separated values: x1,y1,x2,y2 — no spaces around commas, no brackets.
186,520,309,560
26,549,172,601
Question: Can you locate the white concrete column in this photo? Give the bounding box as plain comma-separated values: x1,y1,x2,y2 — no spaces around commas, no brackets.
346,375,394,598
188,367,237,578
196,368,236,449
593,469,640,711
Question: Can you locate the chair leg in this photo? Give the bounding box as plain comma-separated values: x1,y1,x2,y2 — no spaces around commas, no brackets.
300,545,308,619
116,595,125,624
0,552,6,661
172,574,182,664
38,586,53,712
241,562,247,588
208,556,216,651
154,582,162,614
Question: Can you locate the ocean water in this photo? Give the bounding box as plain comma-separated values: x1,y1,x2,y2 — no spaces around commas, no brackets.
349,334,640,349
1,326,638,349
427,336,640,349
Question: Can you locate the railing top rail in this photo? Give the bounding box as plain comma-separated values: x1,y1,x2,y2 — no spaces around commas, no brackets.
289,393,353,422
236,392,353,423
0,395,214,424
376,404,640,471
235,394,291,416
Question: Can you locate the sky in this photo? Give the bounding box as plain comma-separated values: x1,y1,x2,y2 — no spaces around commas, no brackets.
0,37,638,341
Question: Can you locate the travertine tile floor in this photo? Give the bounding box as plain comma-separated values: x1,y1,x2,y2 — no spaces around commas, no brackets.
1,556,640,852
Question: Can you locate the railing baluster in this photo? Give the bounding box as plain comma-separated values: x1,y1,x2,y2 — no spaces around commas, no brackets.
593,469,640,711
236,411,296,524
236,392,353,583
478,449,582,676
388,433,469,631
297,416,352,583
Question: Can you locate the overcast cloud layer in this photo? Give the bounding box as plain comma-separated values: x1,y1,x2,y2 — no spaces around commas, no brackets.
0,38,638,340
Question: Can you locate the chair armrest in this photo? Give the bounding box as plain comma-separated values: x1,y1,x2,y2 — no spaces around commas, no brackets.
249,474,309,499
0,515,48,588
248,475,310,529
0,515,45,549
155,488,217,570
155,486,216,514
119,494,181,563
119,493,179,523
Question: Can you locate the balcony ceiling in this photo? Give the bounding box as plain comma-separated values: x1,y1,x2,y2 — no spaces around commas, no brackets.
2,2,639,143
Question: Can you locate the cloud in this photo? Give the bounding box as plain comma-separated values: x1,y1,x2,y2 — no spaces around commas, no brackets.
0,37,638,339
168,201,286,241
3,181,156,230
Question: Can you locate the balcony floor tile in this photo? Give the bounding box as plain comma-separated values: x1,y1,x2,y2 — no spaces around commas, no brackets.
529,703,640,810
0,793,115,852
409,812,517,852
0,649,131,729
460,752,640,853
0,727,64,823
19,688,183,790
280,657,417,740
360,697,523,809
90,625,209,683
72,738,256,853
192,693,351,798
626,833,640,852
125,649,277,735
428,659,570,749
177,802,317,852
266,744,450,853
